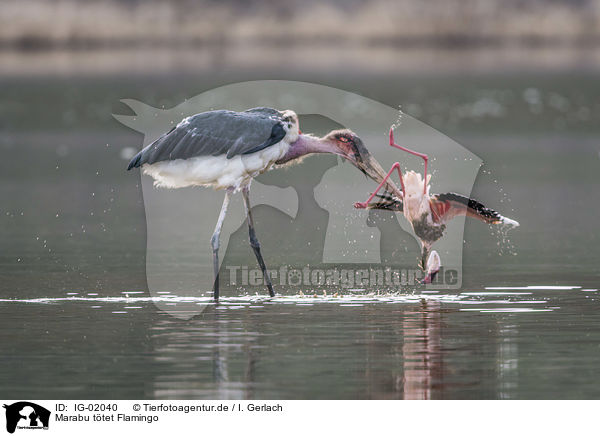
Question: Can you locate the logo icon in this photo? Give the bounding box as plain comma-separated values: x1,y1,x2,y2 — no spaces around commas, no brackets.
3,402,50,434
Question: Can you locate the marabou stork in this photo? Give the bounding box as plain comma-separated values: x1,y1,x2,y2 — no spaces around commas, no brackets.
127,107,396,300
355,128,519,283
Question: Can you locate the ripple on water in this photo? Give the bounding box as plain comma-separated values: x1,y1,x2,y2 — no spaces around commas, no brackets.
462,292,532,296
460,308,554,313
485,285,581,290
0,286,578,316
0,293,463,306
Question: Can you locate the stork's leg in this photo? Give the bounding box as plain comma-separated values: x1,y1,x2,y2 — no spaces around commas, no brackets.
242,186,275,297
389,128,429,195
211,189,233,301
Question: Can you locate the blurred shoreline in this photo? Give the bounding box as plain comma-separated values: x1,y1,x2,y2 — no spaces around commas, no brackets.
3,0,600,76
2,45,600,76
3,0,600,50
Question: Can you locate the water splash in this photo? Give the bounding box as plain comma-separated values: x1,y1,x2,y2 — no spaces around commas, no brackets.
0,293,465,306
390,105,404,130
489,223,518,257
1,283,578,318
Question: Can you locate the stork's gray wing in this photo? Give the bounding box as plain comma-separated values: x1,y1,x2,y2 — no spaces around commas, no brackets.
127,107,286,169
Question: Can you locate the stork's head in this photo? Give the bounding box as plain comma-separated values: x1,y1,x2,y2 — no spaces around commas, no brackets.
323,129,403,197
281,110,300,142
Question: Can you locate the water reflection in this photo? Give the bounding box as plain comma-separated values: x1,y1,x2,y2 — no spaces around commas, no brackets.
147,299,454,399
150,308,261,399
497,323,518,400
1,288,600,399
402,300,444,400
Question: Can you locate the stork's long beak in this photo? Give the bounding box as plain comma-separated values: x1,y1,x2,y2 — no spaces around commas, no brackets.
356,153,404,199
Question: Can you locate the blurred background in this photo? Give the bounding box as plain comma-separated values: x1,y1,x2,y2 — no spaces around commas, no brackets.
1,0,600,399
3,0,600,75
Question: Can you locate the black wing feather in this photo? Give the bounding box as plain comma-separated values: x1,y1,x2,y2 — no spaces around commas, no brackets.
366,192,404,212
434,192,503,223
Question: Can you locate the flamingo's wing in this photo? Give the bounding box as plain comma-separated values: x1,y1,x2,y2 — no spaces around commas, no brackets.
430,192,519,227
364,192,403,212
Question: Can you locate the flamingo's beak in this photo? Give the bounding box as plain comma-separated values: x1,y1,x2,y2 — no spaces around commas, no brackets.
423,270,438,284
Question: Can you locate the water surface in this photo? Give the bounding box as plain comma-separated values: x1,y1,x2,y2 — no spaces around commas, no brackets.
1,63,599,399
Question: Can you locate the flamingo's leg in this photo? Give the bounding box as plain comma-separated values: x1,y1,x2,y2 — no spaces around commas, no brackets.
354,162,405,209
389,128,429,194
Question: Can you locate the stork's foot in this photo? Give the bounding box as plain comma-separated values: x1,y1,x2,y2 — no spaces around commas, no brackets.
212,247,220,301
354,201,368,209
263,273,275,298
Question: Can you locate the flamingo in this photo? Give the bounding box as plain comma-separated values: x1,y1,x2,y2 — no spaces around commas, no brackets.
354,128,519,283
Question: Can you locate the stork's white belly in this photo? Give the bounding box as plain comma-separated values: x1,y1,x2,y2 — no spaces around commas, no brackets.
142,140,291,190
